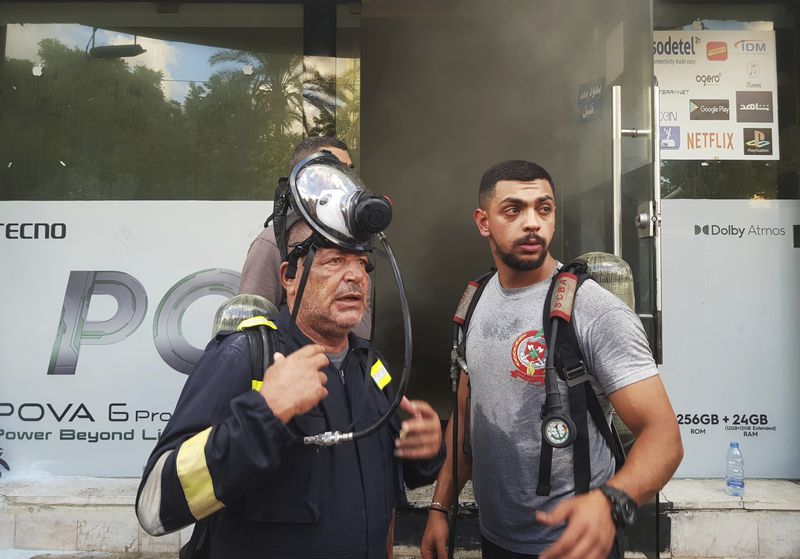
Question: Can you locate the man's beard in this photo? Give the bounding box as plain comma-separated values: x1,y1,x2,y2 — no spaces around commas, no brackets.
496,234,549,271
301,284,366,339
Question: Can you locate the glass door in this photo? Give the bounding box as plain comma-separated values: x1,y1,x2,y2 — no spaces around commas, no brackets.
361,0,660,556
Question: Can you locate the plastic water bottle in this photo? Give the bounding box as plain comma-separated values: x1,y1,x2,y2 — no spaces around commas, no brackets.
725,441,745,497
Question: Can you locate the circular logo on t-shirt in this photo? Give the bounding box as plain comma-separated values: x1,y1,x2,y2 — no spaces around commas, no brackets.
510,329,547,385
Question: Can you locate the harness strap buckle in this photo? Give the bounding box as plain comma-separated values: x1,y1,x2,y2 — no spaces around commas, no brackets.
563,361,590,387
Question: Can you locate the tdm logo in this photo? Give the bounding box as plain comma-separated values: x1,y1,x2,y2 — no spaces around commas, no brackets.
734,40,768,55
695,224,786,238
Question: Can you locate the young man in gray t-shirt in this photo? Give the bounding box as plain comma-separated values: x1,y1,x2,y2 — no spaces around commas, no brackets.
421,160,683,559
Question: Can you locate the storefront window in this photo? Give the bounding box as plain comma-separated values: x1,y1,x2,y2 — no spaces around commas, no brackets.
0,4,361,200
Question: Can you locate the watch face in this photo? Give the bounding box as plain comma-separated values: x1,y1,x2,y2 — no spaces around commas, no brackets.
544,418,571,446
602,485,638,527
621,501,637,525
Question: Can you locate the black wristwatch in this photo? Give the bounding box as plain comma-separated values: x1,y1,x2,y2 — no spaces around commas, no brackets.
598,484,638,529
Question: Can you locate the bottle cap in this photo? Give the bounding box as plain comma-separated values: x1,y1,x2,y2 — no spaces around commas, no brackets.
730,441,739,447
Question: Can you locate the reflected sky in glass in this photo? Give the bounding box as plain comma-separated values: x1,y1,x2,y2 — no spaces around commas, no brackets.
5,24,225,102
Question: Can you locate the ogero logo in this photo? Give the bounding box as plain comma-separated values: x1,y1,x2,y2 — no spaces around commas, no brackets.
0,222,66,239
689,99,730,120
744,128,772,156
694,224,786,238
706,41,728,61
696,72,722,86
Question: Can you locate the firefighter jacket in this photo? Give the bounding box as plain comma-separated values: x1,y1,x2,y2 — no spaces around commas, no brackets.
136,308,440,558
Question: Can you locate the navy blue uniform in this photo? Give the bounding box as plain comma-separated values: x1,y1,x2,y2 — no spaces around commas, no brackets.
136,309,440,558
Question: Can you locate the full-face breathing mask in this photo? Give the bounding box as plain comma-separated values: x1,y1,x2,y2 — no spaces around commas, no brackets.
267,150,412,447
288,151,392,250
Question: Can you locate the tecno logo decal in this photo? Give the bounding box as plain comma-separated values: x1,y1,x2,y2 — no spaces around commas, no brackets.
694,224,786,238
0,222,66,239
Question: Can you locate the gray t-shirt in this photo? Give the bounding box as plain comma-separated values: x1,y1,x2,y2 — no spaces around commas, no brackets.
465,271,658,554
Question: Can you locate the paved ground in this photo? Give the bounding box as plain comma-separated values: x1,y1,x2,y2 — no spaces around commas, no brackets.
0,551,486,559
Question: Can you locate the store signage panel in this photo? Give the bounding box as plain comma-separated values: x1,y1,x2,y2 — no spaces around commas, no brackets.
654,30,779,160
660,200,800,477
0,201,268,477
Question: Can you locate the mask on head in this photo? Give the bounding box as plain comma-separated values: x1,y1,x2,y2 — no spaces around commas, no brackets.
289,151,392,251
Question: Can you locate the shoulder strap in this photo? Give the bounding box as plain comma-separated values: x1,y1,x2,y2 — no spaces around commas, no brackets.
237,317,278,382
451,269,494,458
538,261,626,496
453,268,496,332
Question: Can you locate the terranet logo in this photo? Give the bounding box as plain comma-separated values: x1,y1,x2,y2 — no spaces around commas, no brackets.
653,35,699,56
706,41,728,61
736,91,773,122
734,39,768,55
744,129,772,156
689,99,729,120
694,224,786,238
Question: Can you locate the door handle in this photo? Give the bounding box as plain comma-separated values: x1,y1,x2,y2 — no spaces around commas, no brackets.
611,85,652,257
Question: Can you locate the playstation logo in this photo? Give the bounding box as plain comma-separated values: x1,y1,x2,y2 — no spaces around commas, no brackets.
694,225,710,235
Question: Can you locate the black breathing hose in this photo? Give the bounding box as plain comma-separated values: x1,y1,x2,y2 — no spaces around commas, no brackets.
542,318,563,417
449,327,460,559
302,232,412,446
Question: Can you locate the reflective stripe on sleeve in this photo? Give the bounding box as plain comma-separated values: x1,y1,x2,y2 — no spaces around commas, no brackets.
137,450,172,536
176,427,225,520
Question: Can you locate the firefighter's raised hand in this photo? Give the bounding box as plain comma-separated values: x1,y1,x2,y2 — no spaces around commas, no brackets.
260,345,329,423
395,397,443,460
